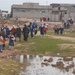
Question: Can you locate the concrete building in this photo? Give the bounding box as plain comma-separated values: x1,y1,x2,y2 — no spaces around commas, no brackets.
50,3,75,22
11,3,51,19
11,3,75,22
2,10,9,19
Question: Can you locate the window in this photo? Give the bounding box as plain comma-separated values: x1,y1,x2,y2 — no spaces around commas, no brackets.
16,9,25,12
40,10,48,13
58,7,60,10
65,11,67,14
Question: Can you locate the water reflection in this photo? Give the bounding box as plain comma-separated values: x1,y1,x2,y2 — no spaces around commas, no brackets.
4,55,75,75
20,55,24,63
20,55,75,75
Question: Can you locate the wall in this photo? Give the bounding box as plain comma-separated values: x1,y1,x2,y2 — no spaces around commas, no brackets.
12,8,51,19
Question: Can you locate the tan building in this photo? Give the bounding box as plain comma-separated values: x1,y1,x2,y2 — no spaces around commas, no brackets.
11,3,51,19
50,3,75,22
11,3,75,22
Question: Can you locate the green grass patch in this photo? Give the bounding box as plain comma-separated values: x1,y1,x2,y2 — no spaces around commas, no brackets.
47,30,75,37
29,36,74,54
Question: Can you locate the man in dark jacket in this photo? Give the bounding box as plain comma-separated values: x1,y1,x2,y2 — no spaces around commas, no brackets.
28,22,34,38
39,24,44,36
23,24,29,42
16,24,21,41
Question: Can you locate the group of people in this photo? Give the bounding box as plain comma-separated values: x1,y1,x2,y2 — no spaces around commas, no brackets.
53,17,74,35
0,20,39,53
0,17,74,52
0,24,21,52
39,23,48,36
53,24,64,35
64,18,74,29
0,24,16,52
0,18,49,53
28,20,38,38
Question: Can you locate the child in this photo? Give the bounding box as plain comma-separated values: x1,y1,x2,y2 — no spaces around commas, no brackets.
9,33,15,50
0,35,3,52
2,36,5,50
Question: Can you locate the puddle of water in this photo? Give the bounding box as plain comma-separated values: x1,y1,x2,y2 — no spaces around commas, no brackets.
4,55,75,75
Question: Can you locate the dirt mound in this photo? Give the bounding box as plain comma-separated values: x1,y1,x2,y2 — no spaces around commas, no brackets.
0,19,29,25
58,44,75,50
0,49,18,58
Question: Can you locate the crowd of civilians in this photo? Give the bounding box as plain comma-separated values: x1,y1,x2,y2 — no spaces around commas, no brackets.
0,20,48,53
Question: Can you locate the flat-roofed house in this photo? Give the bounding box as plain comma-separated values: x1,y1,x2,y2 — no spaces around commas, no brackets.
50,3,75,22
11,3,51,19
11,3,75,22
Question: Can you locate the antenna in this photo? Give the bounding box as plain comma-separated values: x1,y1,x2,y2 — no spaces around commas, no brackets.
46,0,48,5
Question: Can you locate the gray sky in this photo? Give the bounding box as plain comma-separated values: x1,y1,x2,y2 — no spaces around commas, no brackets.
0,0,75,13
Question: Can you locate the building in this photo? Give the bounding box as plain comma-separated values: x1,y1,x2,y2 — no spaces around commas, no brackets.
50,3,75,22
11,3,75,22
11,3,51,19
1,10,9,19
0,10,9,19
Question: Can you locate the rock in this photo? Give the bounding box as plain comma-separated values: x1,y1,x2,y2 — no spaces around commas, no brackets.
41,62,49,66
47,58,53,62
44,59,48,62
51,61,64,69
63,57,73,61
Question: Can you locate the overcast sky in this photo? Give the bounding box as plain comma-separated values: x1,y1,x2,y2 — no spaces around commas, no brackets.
0,0,75,13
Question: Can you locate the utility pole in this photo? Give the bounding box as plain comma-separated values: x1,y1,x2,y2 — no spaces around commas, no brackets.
46,0,48,5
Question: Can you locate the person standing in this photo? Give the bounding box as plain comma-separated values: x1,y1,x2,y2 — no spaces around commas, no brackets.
60,24,64,35
23,24,29,42
29,22,34,38
0,35,3,52
11,25,16,37
1,24,6,39
2,36,5,50
16,24,21,41
44,23,48,34
5,24,10,38
9,33,15,50
57,24,60,34
32,20,37,35
39,24,44,36
53,24,58,34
